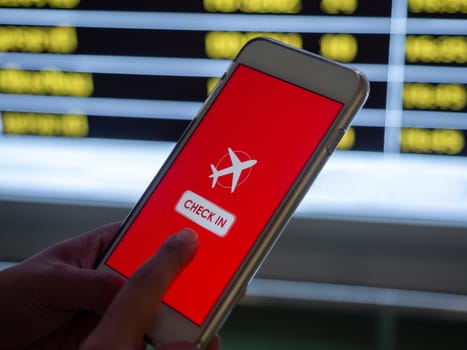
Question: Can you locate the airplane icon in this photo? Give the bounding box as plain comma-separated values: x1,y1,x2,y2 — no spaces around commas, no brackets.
209,148,257,193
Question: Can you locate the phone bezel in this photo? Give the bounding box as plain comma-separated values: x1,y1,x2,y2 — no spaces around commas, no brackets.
97,37,369,348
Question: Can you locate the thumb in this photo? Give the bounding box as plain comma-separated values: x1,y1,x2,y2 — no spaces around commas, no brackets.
81,228,198,349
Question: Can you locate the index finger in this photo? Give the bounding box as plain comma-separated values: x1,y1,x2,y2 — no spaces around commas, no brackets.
81,228,198,349
42,222,122,268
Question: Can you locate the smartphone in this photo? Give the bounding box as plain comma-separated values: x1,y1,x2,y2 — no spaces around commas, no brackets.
98,37,369,348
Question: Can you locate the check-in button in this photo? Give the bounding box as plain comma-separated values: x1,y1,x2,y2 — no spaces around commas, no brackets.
175,190,235,237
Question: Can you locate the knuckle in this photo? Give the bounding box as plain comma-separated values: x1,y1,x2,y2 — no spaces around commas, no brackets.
132,264,172,288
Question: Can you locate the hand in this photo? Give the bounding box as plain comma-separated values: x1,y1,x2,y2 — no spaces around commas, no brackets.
0,223,220,350
81,227,220,350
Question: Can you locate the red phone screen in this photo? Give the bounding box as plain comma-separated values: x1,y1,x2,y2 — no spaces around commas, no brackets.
106,64,343,325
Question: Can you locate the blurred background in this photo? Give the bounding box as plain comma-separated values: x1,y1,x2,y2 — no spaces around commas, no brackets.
0,0,466,349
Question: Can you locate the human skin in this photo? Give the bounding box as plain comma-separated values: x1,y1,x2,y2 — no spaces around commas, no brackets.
0,223,219,350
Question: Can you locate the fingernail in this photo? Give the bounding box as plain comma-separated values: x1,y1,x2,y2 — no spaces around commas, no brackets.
169,228,198,248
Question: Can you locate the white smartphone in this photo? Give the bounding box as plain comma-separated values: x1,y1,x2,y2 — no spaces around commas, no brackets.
97,37,369,348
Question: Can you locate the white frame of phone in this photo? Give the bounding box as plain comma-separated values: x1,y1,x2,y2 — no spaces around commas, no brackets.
97,37,369,348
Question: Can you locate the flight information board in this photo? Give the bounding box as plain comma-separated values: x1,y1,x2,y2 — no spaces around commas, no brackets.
0,0,466,157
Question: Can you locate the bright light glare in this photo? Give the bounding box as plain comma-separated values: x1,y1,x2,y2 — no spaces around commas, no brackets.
0,136,466,226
